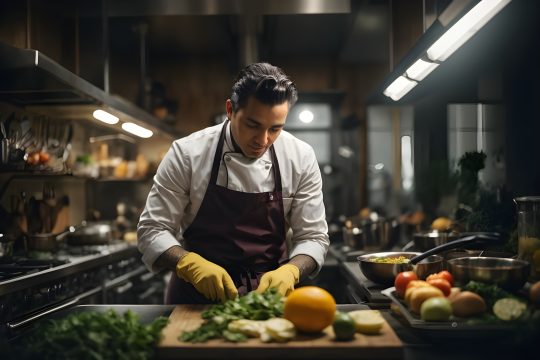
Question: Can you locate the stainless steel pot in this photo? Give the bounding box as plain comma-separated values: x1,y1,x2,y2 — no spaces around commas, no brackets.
26,230,70,252
357,233,501,285
343,217,400,251
412,231,461,252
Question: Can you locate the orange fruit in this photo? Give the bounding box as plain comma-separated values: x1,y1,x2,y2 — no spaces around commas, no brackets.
283,286,336,333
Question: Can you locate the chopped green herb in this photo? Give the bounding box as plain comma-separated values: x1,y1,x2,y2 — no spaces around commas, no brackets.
180,289,284,343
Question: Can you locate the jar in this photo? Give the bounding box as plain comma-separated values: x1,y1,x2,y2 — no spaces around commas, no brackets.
515,196,540,281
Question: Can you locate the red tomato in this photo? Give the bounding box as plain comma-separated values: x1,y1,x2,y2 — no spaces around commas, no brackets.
437,271,454,286
394,271,418,298
427,278,451,297
427,270,454,286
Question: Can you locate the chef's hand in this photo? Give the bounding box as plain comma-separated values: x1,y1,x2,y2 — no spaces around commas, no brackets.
256,264,300,296
176,252,238,303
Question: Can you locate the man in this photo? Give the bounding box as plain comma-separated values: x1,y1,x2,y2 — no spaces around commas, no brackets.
137,63,329,304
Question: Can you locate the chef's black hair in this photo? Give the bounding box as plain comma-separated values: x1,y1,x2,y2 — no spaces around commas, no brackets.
230,63,298,113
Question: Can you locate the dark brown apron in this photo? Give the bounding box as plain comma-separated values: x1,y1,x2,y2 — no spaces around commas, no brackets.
165,121,287,304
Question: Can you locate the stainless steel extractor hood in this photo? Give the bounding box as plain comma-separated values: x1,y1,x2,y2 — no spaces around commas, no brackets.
0,42,181,139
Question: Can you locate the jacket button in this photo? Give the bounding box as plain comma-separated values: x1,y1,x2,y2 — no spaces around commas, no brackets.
225,156,231,162
265,165,270,170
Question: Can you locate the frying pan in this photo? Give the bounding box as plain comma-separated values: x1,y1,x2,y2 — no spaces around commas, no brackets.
65,222,112,245
357,233,501,285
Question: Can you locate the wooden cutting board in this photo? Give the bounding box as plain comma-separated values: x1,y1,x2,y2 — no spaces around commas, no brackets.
157,305,403,359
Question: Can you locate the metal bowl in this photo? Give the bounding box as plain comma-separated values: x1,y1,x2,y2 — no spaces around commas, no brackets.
357,251,444,285
446,257,530,291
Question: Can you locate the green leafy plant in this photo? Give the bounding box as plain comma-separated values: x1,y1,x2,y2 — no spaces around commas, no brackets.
21,309,168,360
457,151,487,207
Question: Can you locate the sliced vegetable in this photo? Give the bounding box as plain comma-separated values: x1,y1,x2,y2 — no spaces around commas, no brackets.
228,319,264,337
493,298,527,321
263,318,296,342
348,310,385,335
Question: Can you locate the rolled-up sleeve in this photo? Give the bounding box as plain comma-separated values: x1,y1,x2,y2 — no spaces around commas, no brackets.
288,148,329,277
137,142,191,272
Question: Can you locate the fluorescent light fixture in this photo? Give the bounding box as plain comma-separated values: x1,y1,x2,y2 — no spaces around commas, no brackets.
383,76,418,101
406,59,440,81
427,0,511,61
298,109,314,123
93,109,119,124
121,122,153,138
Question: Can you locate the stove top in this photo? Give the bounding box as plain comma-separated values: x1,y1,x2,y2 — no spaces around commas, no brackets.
0,258,70,281
0,240,128,283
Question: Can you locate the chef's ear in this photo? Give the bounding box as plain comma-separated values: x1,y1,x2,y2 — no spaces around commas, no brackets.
225,99,234,118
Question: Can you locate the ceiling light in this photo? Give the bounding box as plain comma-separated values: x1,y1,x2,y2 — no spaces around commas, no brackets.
93,109,119,124
406,59,440,81
427,0,511,61
383,76,418,101
298,109,314,123
121,122,153,138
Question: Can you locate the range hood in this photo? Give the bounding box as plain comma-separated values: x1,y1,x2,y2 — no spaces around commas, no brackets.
0,42,182,139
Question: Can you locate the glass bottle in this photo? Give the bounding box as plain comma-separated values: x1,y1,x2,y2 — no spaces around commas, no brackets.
515,196,540,282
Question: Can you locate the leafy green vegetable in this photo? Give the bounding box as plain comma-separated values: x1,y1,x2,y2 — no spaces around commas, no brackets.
20,309,168,360
463,281,514,309
180,289,283,343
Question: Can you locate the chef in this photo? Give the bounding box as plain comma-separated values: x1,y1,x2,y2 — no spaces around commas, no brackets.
137,63,329,304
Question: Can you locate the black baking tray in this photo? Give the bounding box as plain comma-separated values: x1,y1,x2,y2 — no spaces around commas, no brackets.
381,287,519,339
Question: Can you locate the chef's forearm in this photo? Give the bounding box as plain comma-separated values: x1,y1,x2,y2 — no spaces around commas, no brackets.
155,245,189,272
288,254,317,281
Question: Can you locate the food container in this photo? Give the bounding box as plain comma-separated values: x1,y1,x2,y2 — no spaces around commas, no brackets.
446,257,530,291
515,196,540,281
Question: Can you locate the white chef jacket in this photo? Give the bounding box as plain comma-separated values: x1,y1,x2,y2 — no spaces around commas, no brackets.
137,122,329,277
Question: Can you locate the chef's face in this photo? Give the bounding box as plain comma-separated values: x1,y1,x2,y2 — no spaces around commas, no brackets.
226,96,289,159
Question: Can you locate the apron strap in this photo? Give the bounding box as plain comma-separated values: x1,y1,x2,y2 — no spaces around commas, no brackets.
209,121,228,185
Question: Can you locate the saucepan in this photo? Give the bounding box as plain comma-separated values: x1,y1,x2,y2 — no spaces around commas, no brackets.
357,233,501,285
26,230,70,252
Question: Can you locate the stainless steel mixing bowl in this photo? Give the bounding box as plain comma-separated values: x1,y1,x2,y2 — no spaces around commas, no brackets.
446,257,530,291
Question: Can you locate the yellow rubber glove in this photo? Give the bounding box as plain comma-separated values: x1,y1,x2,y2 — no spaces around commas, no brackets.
176,252,238,303
256,264,300,296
